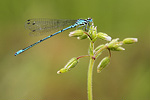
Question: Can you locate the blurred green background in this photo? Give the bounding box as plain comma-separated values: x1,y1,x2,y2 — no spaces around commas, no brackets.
0,0,149,100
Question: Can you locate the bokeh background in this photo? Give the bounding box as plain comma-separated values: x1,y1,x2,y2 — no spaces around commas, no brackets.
0,0,149,100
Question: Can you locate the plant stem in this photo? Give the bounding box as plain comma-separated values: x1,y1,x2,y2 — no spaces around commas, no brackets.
87,42,95,100
87,57,95,100
76,55,90,59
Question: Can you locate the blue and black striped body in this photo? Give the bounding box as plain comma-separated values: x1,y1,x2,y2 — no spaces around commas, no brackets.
15,18,93,56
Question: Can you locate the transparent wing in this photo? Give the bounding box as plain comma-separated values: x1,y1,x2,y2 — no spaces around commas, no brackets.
25,18,77,36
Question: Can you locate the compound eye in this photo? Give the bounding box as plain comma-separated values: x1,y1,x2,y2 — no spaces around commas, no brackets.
87,18,92,22
88,18,91,20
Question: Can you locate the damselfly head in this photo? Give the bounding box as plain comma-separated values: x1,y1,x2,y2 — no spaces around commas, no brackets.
87,18,93,22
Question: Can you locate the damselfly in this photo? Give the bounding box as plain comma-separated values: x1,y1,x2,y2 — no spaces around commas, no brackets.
15,18,93,56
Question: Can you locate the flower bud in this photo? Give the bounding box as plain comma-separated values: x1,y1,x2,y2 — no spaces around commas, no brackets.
92,26,97,39
94,44,105,58
97,32,112,41
112,42,123,48
88,24,97,40
123,38,138,44
57,68,68,74
77,34,87,40
97,57,110,73
88,23,94,35
65,57,78,69
107,38,119,48
57,57,79,74
69,30,84,37
111,47,125,51
95,44,105,52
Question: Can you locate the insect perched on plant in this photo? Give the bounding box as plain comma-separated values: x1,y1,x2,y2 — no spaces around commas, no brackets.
15,18,93,56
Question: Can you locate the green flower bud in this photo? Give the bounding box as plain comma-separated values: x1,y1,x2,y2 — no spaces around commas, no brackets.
97,57,110,73
107,38,119,48
123,38,138,44
95,44,105,52
69,30,84,37
65,58,78,69
57,68,68,74
88,23,97,40
112,42,123,48
94,44,105,58
57,57,79,74
92,26,97,39
108,41,124,51
110,46,125,51
97,32,112,41
88,23,94,36
77,34,87,40
116,47,125,51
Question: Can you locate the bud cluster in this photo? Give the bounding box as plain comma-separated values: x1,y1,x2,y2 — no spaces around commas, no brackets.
106,38,125,51
58,21,138,74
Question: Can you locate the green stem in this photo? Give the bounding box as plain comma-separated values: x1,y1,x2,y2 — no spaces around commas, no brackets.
87,42,95,100
87,57,95,100
76,55,90,59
